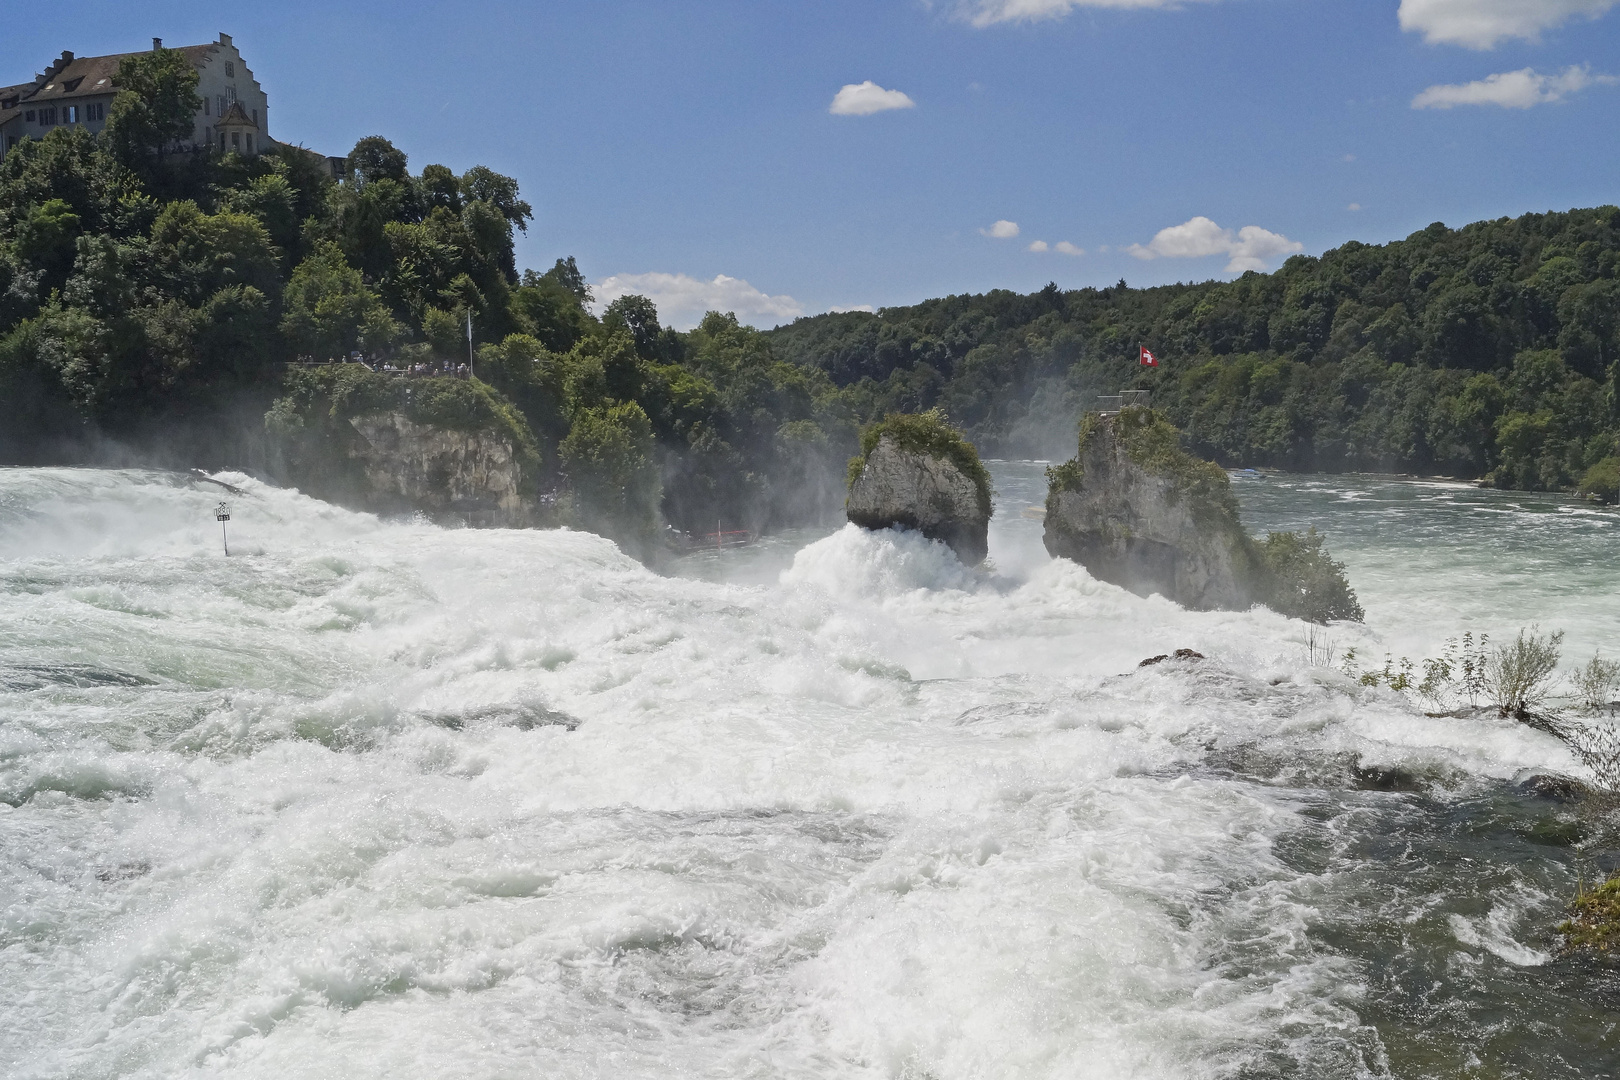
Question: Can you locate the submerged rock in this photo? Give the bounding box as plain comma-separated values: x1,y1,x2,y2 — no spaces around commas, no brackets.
846,411,992,565
1044,407,1361,621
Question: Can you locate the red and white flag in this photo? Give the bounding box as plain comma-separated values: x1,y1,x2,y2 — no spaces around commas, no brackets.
1139,346,1158,367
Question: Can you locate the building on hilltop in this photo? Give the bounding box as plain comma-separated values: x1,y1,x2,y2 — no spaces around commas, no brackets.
0,32,269,159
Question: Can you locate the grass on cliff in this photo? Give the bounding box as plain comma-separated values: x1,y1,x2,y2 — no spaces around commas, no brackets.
848,409,992,519
1049,407,1237,518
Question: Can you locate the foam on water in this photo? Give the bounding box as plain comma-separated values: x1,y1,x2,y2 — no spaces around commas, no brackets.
0,466,1612,1079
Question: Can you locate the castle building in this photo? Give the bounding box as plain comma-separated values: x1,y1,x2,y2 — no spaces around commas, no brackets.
0,33,269,158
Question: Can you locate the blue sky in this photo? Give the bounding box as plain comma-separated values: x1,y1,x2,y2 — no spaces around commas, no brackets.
11,1,1620,327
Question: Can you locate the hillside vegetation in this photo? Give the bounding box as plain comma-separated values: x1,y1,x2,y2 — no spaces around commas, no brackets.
768,208,1620,499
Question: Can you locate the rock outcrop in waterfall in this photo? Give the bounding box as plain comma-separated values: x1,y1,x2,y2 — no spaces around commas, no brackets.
265,364,541,526
1044,406,1361,622
846,410,992,565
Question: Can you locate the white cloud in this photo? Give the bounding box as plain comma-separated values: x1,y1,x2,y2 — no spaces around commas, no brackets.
830,304,876,313
1412,64,1616,108
981,219,1020,238
1027,240,1050,252
1398,0,1617,49
830,81,916,116
1127,216,1302,273
1348,203,1363,211
593,272,804,331
1055,240,1084,256
950,0,1217,28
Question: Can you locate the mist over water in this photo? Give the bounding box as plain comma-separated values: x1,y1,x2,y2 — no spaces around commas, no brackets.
2,464,1616,1078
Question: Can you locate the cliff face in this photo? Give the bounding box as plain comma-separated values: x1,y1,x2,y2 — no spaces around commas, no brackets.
348,412,532,526
847,431,990,564
1043,408,1258,610
265,368,543,527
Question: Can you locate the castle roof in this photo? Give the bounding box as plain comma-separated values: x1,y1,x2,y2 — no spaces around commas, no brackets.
215,101,258,129
0,82,33,127
23,45,217,105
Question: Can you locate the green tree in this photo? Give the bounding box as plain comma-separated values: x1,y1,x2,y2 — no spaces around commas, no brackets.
280,242,399,359
346,136,409,188
103,46,203,168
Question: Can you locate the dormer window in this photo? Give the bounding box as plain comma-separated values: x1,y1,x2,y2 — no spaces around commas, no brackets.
225,61,235,77
62,77,83,92
1,97,17,110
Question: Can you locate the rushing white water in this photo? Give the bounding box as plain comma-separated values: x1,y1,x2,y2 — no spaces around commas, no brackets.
1,465,1615,1079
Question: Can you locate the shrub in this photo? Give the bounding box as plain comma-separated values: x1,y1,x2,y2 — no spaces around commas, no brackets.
1485,627,1563,720
1572,652,1620,712
1578,456,1620,504
1257,528,1363,623
848,408,992,518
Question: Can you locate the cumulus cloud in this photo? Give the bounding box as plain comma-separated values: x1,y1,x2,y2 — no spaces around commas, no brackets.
1127,216,1303,273
981,219,1020,238
830,81,916,116
950,0,1217,27
1055,240,1084,255
1398,0,1618,49
1027,240,1050,252
593,272,804,331
1412,65,1616,108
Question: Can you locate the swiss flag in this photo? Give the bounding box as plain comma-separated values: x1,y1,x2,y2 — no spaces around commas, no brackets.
1139,346,1158,367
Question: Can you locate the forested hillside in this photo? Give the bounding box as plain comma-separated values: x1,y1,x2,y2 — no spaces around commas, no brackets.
769,208,1620,499
0,46,852,548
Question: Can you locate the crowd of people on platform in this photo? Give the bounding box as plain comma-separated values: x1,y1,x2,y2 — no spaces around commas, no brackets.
290,357,473,379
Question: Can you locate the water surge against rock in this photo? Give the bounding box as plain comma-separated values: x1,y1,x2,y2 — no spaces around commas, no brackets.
1,464,1616,1078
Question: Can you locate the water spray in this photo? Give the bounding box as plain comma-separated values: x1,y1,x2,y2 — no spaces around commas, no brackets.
215,501,231,556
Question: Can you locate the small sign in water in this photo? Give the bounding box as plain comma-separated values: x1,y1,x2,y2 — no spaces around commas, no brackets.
215,501,231,556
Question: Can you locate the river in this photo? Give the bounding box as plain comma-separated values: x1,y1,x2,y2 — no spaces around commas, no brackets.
1,463,1615,1078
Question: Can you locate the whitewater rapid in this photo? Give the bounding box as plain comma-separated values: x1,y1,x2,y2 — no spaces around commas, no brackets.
1,466,1613,1078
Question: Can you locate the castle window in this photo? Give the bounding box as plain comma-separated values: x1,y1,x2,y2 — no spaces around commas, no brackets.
225,61,235,78
39,107,56,125
203,98,210,116
24,110,34,122
252,109,258,127
227,86,237,104
231,132,240,149
217,95,225,116
87,102,104,122
219,132,226,151
65,105,78,123
245,134,254,154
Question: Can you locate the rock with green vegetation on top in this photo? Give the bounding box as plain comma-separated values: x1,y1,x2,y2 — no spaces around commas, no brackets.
846,410,993,565
1043,407,1362,621
266,364,542,526
1560,872,1620,955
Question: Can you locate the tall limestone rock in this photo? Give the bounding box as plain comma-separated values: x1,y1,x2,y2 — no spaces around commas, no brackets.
348,412,531,525
846,411,992,565
1046,407,1256,611
266,365,542,527
1043,406,1362,620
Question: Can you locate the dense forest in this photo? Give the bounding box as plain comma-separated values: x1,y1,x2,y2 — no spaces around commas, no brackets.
2,46,1617,562
768,208,1620,501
